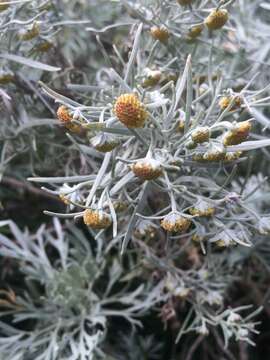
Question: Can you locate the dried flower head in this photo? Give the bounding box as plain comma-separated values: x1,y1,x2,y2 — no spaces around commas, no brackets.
150,26,170,43
83,209,112,229
161,211,191,233
114,93,148,128
57,105,72,123
223,121,251,146
191,126,210,144
112,200,129,213
204,9,229,30
131,158,163,180
210,229,250,248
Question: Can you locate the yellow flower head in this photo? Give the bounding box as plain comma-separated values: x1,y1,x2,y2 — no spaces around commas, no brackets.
83,209,112,229
131,159,163,181
150,26,170,43
204,9,229,31
114,93,148,128
223,121,251,146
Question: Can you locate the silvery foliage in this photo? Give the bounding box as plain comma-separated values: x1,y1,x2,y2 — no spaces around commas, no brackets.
0,0,122,179
25,0,270,349
0,218,161,359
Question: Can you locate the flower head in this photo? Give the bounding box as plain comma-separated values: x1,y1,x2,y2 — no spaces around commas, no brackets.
204,9,229,30
150,26,170,43
187,24,204,39
219,95,242,110
191,126,210,144
161,211,191,233
90,134,120,153
56,105,83,134
114,93,148,128
189,199,215,217
223,121,251,146
83,209,112,229
131,158,163,180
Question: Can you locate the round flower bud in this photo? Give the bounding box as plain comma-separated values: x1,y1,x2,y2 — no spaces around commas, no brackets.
189,199,215,217
204,9,229,30
257,217,270,235
219,95,242,110
113,200,128,213
90,134,120,153
224,151,242,162
142,69,162,88
203,144,226,161
36,40,53,52
192,234,205,243
131,159,163,180
18,22,40,41
57,105,72,123
191,127,210,144
187,24,204,39
223,121,251,146
177,0,193,6
83,209,112,229
177,111,194,134
160,72,178,86
186,139,197,150
161,211,191,233
0,0,9,11
114,93,148,128
56,105,83,134
210,230,237,248
192,153,205,162
0,70,14,84
59,194,70,205
134,220,156,240
150,26,170,43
